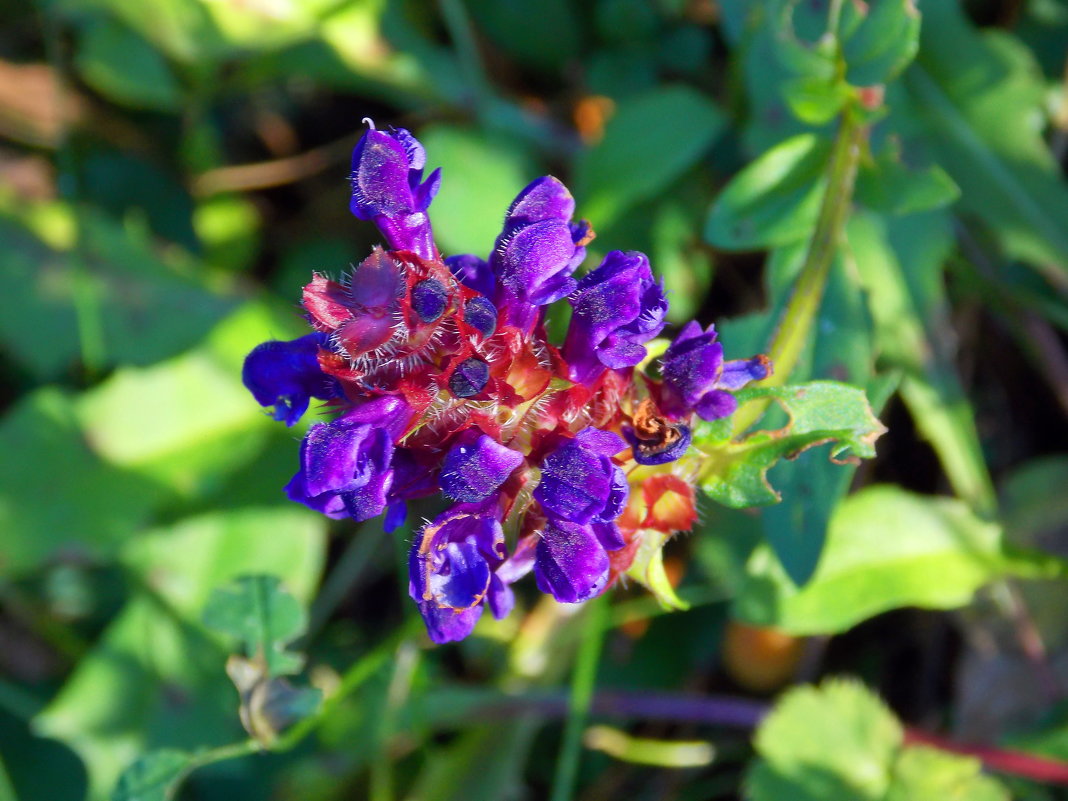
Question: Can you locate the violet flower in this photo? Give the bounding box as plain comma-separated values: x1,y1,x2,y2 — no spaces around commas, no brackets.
242,333,338,426
660,321,771,421
409,503,514,643
284,396,412,521
350,123,441,261
534,518,626,604
440,431,525,504
534,427,629,526
490,177,590,332
562,250,668,385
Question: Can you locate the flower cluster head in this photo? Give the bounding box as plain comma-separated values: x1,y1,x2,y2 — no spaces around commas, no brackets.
243,121,770,643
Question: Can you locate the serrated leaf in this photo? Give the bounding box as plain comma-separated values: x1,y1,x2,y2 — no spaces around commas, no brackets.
576,85,726,225
839,0,921,86
203,576,307,677
886,746,1009,801
705,134,830,251
749,679,902,801
111,750,191,801
734,486,1013,634
697,381,886,508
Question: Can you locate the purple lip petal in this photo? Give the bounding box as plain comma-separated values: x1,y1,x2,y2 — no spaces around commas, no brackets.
535,428,628,525
504,176,576,227
440,433,524,504
534,519,610,604
416,601,483,644
562,250,667,385
350,126,437,259
242,333,336,426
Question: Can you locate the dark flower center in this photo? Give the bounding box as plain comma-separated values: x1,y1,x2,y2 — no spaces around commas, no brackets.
448,357,490,398
411,278,448,322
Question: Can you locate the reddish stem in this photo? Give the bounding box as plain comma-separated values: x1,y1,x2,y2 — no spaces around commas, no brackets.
905,728,1068,785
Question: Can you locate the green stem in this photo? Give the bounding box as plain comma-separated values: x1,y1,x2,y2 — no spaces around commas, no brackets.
549,595,609,801
271,617,423,752
0,752,16,801
731,109,865,436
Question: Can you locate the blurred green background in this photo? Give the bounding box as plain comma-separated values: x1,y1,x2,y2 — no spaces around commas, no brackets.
2,0,1068,799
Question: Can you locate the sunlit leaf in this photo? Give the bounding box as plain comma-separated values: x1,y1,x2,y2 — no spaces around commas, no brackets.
749,680,901,801
705,134,830,251
734,486,1016,634
576,85,726,225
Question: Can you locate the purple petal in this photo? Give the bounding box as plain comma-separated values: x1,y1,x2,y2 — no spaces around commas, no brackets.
496,219,579,306
535,429,625,524
695,390,738,421
623,423,693,466
504,176,576,227
719,355,772,390
574,426,626,457
591,521,626,551
534,519,609,603
242,334,336,426
446,253,496,298
486,574,514,620
417,602,482,644
384,501,407,532
428,540,492,610
440,433,524,503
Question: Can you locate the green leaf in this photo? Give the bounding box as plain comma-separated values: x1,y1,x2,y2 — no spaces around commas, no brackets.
886,746,1009,801
76,21,182,111
904,3,1068,286
749,680,1010,801
704,134,830,251
416,126,535,256
782,75,850,125
111,751,191,801
838,0,921,87
734,486,1013,634
0,211,236,378
855,153,960,216
848,211,996,513
0,389,165,578
575,85,726,225
749,679,902,801
203,576,307,676
35,508,324,798
74,314,279,500
697,381,886,509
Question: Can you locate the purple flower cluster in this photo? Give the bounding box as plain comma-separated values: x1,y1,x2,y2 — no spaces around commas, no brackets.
242,122,769,643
